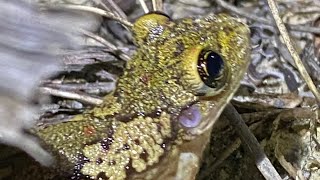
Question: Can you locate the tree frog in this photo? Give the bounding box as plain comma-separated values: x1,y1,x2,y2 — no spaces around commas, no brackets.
34,12,250,179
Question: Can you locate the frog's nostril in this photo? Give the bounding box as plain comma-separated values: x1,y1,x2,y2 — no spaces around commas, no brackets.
178,105,201,128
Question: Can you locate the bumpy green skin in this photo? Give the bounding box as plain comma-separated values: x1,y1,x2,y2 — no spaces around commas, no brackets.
36,13,250,179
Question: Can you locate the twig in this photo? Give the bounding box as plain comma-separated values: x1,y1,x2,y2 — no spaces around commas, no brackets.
44,82,116,93
152,0,164,12
80,29,131,61
138,0,149,13
94,0,113,14
81,29,115,49
39,87,103,105
215,0,320,34
266,0,320,104
62,52,115,64
198,109,282,179
223,104,282,180
97,0,128,19
49,4,133,28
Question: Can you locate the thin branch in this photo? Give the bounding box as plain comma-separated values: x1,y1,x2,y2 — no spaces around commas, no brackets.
266,0,320,104
152,0,164,12
215,0,320,34
44,82,116,93
49,4,133,28
198,109,282,179
99,0,128,20
138,0,150,13
80,29,131,61
39,87,103,105
94,0,113,14
81,29,115,49
223,104,282,180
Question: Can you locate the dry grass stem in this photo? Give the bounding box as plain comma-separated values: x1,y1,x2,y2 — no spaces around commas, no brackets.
223,104,282,180
51,4,133,27
80,29,131,61
216,0,320,34
94,0,112,13
44,82,116,93
100,0,128,19
40,87,103,105
266,0,320,104
138,0,149,13
152,0,164,12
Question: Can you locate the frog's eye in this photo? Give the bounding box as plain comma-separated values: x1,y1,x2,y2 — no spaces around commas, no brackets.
198,50,225,88
180,46,230,97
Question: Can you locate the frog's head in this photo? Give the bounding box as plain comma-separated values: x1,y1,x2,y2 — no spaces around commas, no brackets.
117,12,250,137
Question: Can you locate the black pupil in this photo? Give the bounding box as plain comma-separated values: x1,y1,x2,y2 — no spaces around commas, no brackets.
197,50,225,88
206,51,224,78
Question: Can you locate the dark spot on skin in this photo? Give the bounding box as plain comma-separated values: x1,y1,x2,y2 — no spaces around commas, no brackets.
112,90,120,98
196,92,206,96
161,143,166,149
107,128,114,136
134,139,140,145
96,158,103,165
155,109,162,116
148,109,163,119
122,143,130,150
139,149,149,162
114,113,134,122
173,40,185,57
101,137,114,151
75,154,90,168
223,26,232,35
115,149,121,154
108,160,116,166
114,106,166,123
124,159,135,175
97,172,108,180
71,154,90,180
156,122,162,133
137,111,145,117
125,159,132,170
70,173,90,180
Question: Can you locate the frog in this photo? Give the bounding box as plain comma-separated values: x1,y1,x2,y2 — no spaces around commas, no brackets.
32,11,251,180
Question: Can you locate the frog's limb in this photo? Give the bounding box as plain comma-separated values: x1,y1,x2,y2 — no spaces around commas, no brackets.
36,120,102,166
